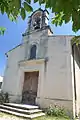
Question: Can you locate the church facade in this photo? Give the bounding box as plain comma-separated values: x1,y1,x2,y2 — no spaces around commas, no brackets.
2,9,80,117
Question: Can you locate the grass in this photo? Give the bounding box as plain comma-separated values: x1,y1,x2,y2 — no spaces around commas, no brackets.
34,116,70,120
0,112,70,120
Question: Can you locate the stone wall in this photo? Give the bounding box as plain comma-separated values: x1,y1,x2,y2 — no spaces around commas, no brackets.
2,43,25,102
36,35,74,111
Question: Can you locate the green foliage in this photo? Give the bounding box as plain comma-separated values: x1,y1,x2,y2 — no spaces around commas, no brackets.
0,92,9,104
52,12,64,26
46,105,70,118
33,0,80,32
24,2,33,12
0,0,80,33
21,7,26,20
0,0,33,35
71,36,80,45
0,0,33,21
0,27,6,35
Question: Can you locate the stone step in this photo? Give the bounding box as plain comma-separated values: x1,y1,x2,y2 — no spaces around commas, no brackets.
0,105,42,114
4,103,39,110
0,108,45,119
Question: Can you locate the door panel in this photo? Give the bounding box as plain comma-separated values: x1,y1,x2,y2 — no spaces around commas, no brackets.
22,71,39,105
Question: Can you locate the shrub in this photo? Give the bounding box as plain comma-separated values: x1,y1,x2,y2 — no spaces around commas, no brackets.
0,92,9,104
46,105,69,118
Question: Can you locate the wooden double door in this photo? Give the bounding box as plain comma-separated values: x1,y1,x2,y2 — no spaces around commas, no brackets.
22,71,39,105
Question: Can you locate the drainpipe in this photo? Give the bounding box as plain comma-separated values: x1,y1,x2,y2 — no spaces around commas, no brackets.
72,45,77,118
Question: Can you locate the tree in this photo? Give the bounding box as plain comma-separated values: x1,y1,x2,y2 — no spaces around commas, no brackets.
0,0,33,35
0,0,80,34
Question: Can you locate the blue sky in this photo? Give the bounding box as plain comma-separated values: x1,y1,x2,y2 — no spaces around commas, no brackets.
0,2,80,76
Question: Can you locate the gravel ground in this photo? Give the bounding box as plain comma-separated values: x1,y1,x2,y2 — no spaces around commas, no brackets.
0,112,71,120
0,112,27,120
